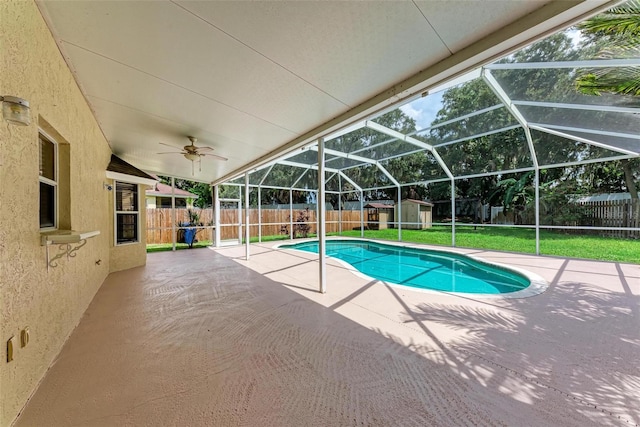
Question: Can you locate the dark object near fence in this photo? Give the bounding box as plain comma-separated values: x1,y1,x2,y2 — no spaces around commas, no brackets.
177,209,203,248
177,223,199,247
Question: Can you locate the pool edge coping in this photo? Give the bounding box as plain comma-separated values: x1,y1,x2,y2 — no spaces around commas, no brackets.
273,237,549,299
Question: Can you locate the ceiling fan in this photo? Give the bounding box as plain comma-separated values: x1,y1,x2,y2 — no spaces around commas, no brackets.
157,136,228,175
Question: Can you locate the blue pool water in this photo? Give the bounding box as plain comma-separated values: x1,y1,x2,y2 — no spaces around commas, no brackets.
281,240,530,295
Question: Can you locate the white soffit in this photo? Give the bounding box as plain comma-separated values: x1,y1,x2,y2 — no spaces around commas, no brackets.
37,0,616,184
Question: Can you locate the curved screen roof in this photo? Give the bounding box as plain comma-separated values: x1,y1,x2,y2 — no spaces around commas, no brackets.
227,53,639,192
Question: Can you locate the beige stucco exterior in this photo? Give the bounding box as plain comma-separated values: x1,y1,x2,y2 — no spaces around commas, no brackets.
0,2,146,424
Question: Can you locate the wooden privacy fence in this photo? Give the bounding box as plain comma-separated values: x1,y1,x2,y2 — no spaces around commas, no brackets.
146,208,363,244
577,199,640,238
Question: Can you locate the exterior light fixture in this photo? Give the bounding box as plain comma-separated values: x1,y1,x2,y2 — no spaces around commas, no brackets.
1,96,31,126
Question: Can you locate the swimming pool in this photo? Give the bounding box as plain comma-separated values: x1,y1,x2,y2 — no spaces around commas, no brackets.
279,239,545,296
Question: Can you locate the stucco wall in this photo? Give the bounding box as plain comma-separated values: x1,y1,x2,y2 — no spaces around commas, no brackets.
0,2,143,424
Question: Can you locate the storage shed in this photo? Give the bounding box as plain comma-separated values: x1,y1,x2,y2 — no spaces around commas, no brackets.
395,199,433,230
365,203,394,230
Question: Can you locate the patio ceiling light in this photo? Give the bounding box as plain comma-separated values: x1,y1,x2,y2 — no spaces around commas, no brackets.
1,96,31,126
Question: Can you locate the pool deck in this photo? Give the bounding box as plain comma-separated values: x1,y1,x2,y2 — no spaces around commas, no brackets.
15,240,640,426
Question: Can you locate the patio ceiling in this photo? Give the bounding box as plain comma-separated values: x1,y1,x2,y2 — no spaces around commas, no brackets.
37,1,615,183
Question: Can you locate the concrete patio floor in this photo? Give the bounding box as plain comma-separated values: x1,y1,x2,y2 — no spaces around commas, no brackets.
15,241,640,426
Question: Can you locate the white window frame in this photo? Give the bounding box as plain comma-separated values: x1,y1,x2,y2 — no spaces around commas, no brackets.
39,130,58,231
114,181,140,246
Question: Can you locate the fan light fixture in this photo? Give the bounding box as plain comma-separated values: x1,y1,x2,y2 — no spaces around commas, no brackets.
157,136,228,176
1,96,31,126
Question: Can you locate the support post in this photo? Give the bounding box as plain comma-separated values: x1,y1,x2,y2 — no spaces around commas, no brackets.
258,186,262,243
338,180,342,235
535,168,540,255
397,185,402,241
210,185,214,246
360,191,364,238
451,179,456,247
237,191,242,245
245,173,250,260
214,185,220,247
317,138,327,293
171,177,176,251
289,189,293,240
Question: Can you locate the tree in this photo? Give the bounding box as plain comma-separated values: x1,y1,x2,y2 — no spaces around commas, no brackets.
575,1,640,225
575,0,640,96
489,172,534,225
428,33,582,208
158,176,213,208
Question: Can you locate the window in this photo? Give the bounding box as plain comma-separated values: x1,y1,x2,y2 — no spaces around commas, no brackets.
39,132,57,229
115,182,139,244
158,197,186,208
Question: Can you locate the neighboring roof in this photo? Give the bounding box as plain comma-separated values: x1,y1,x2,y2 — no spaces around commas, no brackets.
365,203,394,209
146,182,199,199
344,200,394,210
106,155,157,185
401,199,434,207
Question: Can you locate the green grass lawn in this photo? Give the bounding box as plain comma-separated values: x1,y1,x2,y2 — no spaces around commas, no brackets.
334,226,640,264
147,227,640,264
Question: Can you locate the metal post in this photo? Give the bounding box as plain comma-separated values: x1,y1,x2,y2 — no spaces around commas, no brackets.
245,173,250,260
397,185,402,241
317,138,327,293
237,190,242,245
451,178,456,247
535,168,540,255
210,185,214,246
171,177,176,251
338,180,342,235
289,188,293,240
258,186,262,243
214,185,220,247
360,190,364,238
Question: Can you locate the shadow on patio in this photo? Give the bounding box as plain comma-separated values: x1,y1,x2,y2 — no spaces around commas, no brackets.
15,247,636,426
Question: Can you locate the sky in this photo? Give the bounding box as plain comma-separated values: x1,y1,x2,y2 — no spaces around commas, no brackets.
398,27,584,132
400,91,443,130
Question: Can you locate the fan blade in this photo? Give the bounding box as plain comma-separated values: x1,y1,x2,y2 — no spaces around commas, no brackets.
159,142,181,149
202,153,228,161
195,146,214,151
157,151,184,155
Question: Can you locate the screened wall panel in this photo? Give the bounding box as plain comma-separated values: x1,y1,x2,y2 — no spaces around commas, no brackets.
343,164,392,190
402,77,505,134
325,173,340,192
262,163,307,188
286,149,321,165
423,106,519,146
325,127,392,153
520,105,640,137
295,169,318,190
492,67,639,108
325,157,369,170
539,160,639,234
536,127,640,154
436,128,532,176
379,151,448,184
355,138,424,160
248,167,271,185
532,129,630,166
